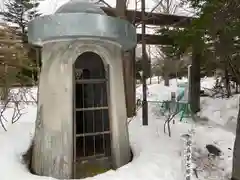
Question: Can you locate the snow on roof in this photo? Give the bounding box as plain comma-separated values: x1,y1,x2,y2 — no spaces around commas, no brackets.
55,0,106,15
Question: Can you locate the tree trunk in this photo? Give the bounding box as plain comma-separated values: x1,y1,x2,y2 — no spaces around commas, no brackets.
0,87,9,102
224,66,231,98
235,82,238,94
158,76,160,84
0,64,9,102
232,97,240,180
164,59,170,86
164,73,170,86
190,48,201,113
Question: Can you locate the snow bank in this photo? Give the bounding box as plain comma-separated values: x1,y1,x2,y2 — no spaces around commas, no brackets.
0,76,236,180
199,95,239,133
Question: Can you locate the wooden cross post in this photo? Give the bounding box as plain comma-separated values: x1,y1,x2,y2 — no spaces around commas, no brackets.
116,0,136,117
141,0,148,125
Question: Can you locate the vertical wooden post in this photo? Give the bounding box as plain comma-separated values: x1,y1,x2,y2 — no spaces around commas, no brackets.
116,0,127,18
116,0,136,117
141,0,148,125
132,50,136,116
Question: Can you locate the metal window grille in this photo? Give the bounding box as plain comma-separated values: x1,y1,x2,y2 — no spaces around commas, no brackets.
73,52,111,165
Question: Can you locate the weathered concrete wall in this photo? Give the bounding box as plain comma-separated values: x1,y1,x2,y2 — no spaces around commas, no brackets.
32,39,131,179
32,42,73,178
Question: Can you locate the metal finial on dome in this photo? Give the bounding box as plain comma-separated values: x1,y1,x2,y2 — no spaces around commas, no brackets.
55,0,106,15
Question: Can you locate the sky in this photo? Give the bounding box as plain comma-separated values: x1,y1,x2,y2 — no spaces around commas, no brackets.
37,0,159,57
37,0,192,16
0,0,158,57
0,0,191,58
38,0,156,15
37,0,192,58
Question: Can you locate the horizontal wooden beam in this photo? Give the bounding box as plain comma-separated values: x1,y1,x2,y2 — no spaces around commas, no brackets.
102,7,194,27
0,39,21,43
127,10,193,27
137,34,173,45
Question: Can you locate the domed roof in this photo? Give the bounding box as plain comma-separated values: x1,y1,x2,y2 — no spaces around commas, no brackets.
55,0,106,15
28,0,137,50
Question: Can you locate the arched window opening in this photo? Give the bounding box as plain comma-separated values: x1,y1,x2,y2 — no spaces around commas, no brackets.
73,52,111,178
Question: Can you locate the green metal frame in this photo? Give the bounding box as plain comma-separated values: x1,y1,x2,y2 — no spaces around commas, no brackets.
148,100,192,122
176,101,192,122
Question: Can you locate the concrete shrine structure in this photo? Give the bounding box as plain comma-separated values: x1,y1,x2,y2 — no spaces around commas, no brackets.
28,0,137,178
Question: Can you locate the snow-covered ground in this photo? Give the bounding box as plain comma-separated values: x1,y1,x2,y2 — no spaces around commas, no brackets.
0,77,237,180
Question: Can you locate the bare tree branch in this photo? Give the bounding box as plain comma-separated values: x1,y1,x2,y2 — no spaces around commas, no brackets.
97,0,113,8
0,23,38,131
